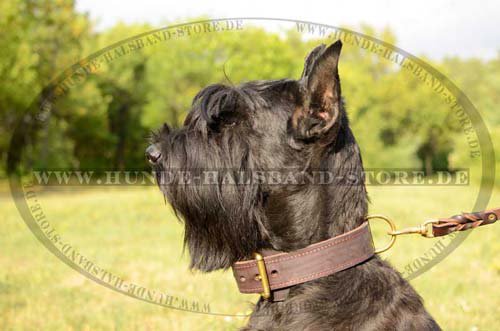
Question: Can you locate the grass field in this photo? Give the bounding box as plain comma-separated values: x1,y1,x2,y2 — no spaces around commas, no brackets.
1,182,499,330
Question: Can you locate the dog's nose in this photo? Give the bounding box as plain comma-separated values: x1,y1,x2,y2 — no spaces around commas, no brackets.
146,144,161,164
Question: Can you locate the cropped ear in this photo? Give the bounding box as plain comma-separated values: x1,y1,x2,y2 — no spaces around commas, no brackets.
300,44,326,79
292,41,343,141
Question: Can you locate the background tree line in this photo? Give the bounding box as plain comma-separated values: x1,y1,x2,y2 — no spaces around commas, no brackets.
1,0,499,179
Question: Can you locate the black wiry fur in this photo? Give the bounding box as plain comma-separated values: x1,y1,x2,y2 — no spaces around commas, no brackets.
150,41,440,330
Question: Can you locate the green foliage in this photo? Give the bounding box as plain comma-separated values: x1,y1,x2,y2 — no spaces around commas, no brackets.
1,0,92,174
0,6,499,176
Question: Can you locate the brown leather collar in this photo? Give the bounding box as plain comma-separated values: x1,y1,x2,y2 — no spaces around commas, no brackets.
232,222,374,301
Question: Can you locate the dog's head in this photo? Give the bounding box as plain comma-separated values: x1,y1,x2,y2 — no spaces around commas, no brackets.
148,41,363,271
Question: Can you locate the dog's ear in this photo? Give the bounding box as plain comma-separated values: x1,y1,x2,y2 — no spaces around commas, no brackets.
300,44,327,79
292,41,342,141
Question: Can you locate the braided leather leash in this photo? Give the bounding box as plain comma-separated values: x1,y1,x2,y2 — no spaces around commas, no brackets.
369,207,500,253
430,207,499,237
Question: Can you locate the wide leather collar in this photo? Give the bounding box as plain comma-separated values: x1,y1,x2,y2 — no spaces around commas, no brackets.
232,222,375,302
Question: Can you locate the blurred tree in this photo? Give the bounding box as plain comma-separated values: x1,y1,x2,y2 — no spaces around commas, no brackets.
0,0,39,174
5,0,91,173
1,12,498,176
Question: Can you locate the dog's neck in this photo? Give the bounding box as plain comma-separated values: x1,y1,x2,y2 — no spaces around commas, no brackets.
325,120,368,236
264,119,368,251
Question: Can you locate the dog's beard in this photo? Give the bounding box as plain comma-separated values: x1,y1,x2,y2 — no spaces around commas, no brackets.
154,134,268,271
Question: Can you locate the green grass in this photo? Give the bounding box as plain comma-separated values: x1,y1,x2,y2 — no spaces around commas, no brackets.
1,183,499,330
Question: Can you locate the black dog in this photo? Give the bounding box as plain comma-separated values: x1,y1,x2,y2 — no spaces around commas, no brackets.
147,41,440,330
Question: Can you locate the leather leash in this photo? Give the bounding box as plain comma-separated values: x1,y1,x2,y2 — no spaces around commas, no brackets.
232,207,499,302
386,207,500,238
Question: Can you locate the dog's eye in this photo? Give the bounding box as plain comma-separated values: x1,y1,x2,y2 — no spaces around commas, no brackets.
208,112,240,132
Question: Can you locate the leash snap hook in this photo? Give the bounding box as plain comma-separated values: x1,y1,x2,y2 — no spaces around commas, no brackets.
388,219,438,238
